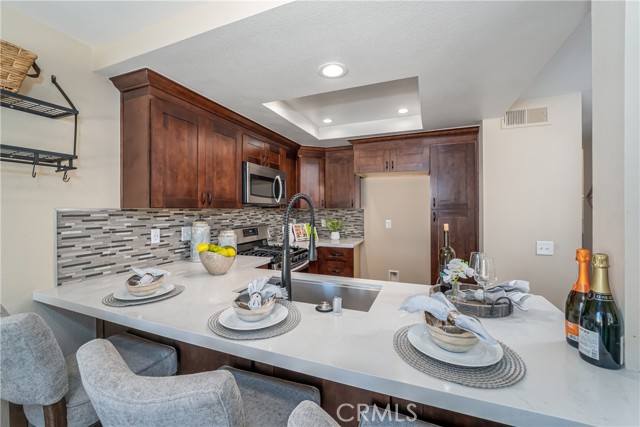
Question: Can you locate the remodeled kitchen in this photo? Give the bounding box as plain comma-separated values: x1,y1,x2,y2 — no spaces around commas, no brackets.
1,2,638,427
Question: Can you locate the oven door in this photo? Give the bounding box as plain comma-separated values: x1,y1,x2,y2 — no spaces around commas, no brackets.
242,162,287,206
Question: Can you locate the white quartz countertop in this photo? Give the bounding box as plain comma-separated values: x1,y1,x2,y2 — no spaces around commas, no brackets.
33,258,639,427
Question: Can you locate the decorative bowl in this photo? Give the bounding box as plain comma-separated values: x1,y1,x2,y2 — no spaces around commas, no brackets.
199,250,236,275
423,312,479,353
232,293,276,322
125,274,164,297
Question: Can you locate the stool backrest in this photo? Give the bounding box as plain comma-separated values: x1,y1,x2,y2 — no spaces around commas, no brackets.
76,339,245,427
0,311,68,405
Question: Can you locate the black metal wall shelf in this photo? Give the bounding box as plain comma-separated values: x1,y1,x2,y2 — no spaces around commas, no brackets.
0,75,79,181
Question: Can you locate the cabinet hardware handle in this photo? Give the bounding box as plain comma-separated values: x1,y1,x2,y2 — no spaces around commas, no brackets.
351,199,353,207
391,160,394,170
331,269,341,273
207,192,212,204
201,192,206,204
432,212,436,222
432,198,436,208
385,160,389,171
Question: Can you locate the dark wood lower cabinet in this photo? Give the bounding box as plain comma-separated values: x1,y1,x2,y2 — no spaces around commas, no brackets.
97,320,507,427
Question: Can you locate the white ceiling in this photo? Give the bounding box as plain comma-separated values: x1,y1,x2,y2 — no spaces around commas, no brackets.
5,1,592,147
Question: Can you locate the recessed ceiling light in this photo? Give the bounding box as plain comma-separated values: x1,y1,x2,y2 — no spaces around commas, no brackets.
318,63,348,79
323,118,333,124
398,108,409,114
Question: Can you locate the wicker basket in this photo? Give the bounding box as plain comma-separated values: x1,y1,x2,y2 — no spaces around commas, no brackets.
1,40,40,93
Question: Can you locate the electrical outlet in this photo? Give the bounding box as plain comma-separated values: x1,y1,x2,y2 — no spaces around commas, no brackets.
181,226,191,241
151,228,160,244
321,219,327,227
385,219,392,229
388,270,399,281
536,241,554,256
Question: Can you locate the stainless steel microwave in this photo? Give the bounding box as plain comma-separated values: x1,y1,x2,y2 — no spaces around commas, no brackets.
242,162,287,206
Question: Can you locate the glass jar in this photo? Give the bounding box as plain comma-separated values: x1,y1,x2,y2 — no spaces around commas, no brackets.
218,229,237,251
190,218,211,263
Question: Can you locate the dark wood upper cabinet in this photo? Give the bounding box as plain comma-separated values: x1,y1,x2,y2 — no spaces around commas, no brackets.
280,149,298,200
149,98,202,208
430,142,477,211
202,119,242,208
110,68,299,208
352,140,429,175
298,147,325,208
325,147,359,208
242,134,282,170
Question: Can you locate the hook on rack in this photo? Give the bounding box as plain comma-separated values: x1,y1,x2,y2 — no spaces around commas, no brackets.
32,163,37,178
62,170,70,182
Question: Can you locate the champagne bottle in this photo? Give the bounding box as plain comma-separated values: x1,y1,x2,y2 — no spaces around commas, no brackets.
564,249,590,348
437,223,456,291
578,253,624,369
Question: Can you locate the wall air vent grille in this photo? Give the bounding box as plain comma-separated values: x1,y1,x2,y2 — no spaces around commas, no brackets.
501,107,549,129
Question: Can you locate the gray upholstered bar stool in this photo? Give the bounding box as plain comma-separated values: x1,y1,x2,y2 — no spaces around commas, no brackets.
0,307,177,427
76,338,321,427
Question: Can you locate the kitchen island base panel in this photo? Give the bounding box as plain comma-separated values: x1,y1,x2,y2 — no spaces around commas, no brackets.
97,319,507,427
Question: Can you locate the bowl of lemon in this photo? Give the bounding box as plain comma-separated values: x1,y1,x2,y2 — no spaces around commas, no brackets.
197,243,236,275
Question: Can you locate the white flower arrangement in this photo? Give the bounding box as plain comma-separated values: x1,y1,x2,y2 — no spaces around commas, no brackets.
442,258,474,284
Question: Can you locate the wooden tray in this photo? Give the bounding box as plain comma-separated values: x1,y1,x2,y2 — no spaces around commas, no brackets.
430,284,513,318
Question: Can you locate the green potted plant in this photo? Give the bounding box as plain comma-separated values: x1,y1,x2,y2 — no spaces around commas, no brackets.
326,218,343,240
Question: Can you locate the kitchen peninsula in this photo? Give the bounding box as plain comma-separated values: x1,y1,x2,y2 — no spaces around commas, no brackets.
32,258,639,427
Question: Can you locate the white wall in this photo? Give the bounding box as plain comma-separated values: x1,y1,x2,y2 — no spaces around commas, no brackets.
482,93,583,310
0,6,120,355
361,175,430,284
592,0,639,372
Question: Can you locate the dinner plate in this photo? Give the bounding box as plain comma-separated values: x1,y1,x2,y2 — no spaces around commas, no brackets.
218,304,288,331
113,283,175,301
407,324,503,367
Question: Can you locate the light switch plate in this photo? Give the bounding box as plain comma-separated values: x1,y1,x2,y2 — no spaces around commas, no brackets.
536,241,554,256
151,228,161,244
385,219,392,229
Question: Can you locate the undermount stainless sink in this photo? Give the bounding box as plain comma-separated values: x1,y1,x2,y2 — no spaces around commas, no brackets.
266,276,381,312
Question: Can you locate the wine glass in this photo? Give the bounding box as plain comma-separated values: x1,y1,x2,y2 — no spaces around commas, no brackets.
473,256,497,301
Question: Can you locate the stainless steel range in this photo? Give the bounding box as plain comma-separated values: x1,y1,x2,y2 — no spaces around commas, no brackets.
233,225,309,271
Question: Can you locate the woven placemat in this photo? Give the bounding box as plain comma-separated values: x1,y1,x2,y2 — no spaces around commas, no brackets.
102,285,185,307
208,300,300,340
394,324,526,388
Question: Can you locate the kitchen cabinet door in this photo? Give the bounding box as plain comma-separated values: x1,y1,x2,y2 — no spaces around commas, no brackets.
353,140,429,174
242,134,281,170
325,148,358,208
150,98,202,208
298,148,325,208
430,209,478,284
430,142,477,210
201,118,241,208
280,149,298,200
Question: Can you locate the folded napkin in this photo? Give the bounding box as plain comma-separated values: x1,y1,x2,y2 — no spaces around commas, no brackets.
400,292,497,345
461,280,531,311
245,276,288,309
131,267,171,284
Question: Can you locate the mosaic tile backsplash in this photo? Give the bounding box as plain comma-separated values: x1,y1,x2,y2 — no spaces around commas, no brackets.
56,207,364,285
